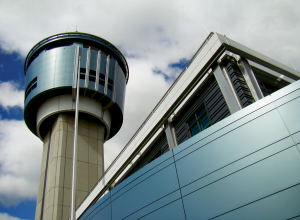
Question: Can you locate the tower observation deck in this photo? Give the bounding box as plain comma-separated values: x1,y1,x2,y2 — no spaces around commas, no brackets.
24,32,129,220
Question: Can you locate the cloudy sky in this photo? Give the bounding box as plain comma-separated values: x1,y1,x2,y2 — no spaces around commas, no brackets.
0,0,299,219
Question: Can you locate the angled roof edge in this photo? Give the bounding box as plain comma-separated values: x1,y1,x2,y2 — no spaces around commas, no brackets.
214,33,300,80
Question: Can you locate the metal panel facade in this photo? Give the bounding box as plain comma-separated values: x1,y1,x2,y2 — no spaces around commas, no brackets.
25,46,76,107
79,80,300,220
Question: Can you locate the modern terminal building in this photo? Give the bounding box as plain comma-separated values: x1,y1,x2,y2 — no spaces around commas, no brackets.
23,32,129,220
26,32,300,220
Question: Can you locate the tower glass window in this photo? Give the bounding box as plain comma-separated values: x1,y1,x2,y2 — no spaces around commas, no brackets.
188,107,210,137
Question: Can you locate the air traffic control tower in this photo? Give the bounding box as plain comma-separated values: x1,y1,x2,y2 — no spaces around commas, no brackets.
24,32,129,220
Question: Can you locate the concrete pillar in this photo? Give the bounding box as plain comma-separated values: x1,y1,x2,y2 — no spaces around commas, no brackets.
237,58,264,100
213,64,242,114
164,116,177,150
35,113,105,220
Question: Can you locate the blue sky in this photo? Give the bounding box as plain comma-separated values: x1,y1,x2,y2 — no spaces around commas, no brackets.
0,0,299,219
0,52,38,219
0,52,24,120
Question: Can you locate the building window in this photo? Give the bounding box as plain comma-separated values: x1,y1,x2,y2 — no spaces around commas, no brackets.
187,107,211,137
25,77,37,100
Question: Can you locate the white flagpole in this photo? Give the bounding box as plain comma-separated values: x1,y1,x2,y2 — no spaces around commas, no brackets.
71,56,81,220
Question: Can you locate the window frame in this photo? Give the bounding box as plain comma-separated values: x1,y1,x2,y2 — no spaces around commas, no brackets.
186,105,211,138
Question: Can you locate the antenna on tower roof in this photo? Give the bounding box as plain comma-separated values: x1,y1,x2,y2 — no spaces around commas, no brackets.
76,25,78,32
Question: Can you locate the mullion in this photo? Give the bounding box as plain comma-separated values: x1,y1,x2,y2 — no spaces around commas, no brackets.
195,113,202,132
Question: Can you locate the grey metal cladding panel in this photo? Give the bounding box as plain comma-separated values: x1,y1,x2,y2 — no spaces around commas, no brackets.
180,136,295,196
79,79,85,88
80,48,87,67
292,131,300,145
175,106,290,187
54,78,66,87
182,146,300,220
112,61,117,102
25,88,39,105
215,184,300,220
107,90,112,99
64,77,73,86
108,56,116,80
115,67,126,112
111,151,173,199
67,45,76,52
66,48,76,63
100,54,107,74
111,162,179,220
44,81,55,91
45,58,56,70
88,83,94,91
25,66,36,87
86,202,111,220
90,52,97,71
272,84,300,134
90,49,98,55
115,71,121,95
269,79,300,102
65,63,74,74
98,85,104,94
122,190,181,220
43,73,54,82
276,97,300,135
55,66,67,79
80,192,111,220
136,198,185,220
173,95,274,159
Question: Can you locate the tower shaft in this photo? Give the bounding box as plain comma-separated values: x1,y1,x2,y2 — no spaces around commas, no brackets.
35,113,104,220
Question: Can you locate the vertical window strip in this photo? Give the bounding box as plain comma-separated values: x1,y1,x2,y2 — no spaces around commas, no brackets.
104,55,110,95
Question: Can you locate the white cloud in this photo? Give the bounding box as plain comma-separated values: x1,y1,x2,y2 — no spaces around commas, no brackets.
0,0,299,208
0,0,299,70
0,119,42,206
0,81,24,110
0,213,26,220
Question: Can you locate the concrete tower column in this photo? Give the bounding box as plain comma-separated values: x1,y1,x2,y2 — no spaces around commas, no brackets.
35,113,105,220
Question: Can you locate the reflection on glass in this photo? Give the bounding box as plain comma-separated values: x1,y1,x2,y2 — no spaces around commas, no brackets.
188,107,211,137
191,124,200,136
199,113,210,130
